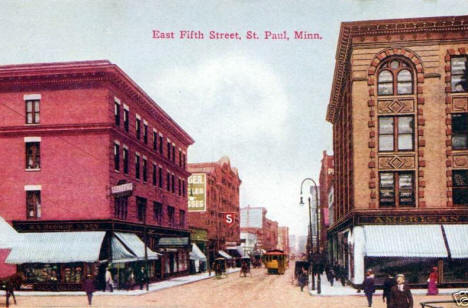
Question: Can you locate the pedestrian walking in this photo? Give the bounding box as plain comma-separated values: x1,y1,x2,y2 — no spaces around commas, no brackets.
138,267,146,290
298,268,308,292
390,274,413,308
82,274,95,306
426,267,439,295
383,273,396,308
363,269,376,307
104,267,113,292
326,266,335,286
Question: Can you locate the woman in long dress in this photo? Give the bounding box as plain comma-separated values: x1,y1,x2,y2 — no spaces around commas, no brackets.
427,267,439,295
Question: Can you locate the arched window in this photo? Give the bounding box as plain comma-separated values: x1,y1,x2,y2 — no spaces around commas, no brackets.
377,59,414,96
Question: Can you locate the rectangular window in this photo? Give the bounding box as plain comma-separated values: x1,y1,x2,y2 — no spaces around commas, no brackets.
167,141,171,160
171,174,175,193
379,172,415,207
25,142,40,169
378,116,414,152
451,56,468,93
114,196,128,220
152,164,157,186
172,145,176,163
452,113,468,150
453,170,468,205
136,118,141,139
153,131,157,150
124,109,129,132
114,102,120,126
143,158,147,182
167,206,175,227
182,153,186,169
182,180,186,197
158,167,163,188
166,172,170,191
25,100,40,124
123,147,129,174
137,197,147,221
159,136,163,154
178,178,182,196
179,210,185,227
26,190,41,219
143,123,148,144
135,154,140,179
114,143,120,171
178,150,182,167
153,202,163,224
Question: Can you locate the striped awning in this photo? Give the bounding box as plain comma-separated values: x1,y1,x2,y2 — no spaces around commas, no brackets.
443,225,468,259
218,250,232,259
6,232,106,264
189,243,207,261
364,225,448,258
0,217,22,249
114,232,160,260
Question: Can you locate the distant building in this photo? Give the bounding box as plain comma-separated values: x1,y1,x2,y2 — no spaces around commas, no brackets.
319,151,334,254
187,157,241,262
277,226,290,255
240,205,278,251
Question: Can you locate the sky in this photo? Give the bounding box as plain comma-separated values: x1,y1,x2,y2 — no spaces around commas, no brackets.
1,0,468,236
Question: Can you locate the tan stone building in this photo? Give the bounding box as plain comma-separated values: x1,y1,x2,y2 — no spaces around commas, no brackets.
327,15,468,287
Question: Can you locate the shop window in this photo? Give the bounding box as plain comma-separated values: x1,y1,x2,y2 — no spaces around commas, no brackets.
377,59,413,96
379,172,415,207
453,170,468,205
136,118,141,139
137,197,147,221
26,190,41,219
153,202,163,224
123,147,129,174
21,264,60,283
152,163,157,186
135,154,140,179
143,123,148,144
114,101,120,126
124,108,129,132
143,158,148,182
179,210,185,227
25,142,40,169
378,116,414,152
167,206,175,226
451,56,468,92
114,196,128,220
452,113,468,150
26,100,40,124
114,143,120,171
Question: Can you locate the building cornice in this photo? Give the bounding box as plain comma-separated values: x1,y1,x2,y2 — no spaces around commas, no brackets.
0,60,195,146
327,15,468,123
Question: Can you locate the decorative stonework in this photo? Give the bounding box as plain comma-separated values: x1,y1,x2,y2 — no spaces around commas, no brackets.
377,99,414,114
444,48,468,207
368,48,424,208
379,155,415,169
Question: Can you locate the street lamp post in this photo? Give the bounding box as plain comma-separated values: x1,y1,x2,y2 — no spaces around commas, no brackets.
299,178,321,294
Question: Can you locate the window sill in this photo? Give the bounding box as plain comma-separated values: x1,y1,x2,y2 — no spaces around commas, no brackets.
114,170,120,173
25,168,41,172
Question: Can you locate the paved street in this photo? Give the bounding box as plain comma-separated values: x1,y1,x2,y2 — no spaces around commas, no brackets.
3,267,459,308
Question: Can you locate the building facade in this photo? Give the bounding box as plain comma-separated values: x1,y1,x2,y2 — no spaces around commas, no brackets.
277,226,290,255
327,15,468,287
0,60,194,288
240,206,278,251
319,151,334,254
187,157,241,262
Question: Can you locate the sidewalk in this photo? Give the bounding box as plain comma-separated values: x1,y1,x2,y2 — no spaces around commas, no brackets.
308,274,462,297
0,268,240,297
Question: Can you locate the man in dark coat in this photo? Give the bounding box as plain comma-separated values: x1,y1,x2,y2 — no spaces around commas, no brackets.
82,274,96,306
363,269,376,307
383,274,396,308
390,274,413,308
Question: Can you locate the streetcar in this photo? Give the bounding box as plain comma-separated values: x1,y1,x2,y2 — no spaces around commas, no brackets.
261,249,288,274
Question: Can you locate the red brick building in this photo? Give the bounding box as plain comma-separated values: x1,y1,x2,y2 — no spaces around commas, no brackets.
240,206,278,251
319,151,334,252
0,60,194,288
187,157,241,261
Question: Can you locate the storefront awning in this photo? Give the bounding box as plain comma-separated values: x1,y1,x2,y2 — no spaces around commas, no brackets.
114,232,160,260
364,225,448,258
0,216,22,249
6,232,106,264
443,225,468,259
218,250,232,259
226,246,245,257
158,237,189,247
189,243,207,261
